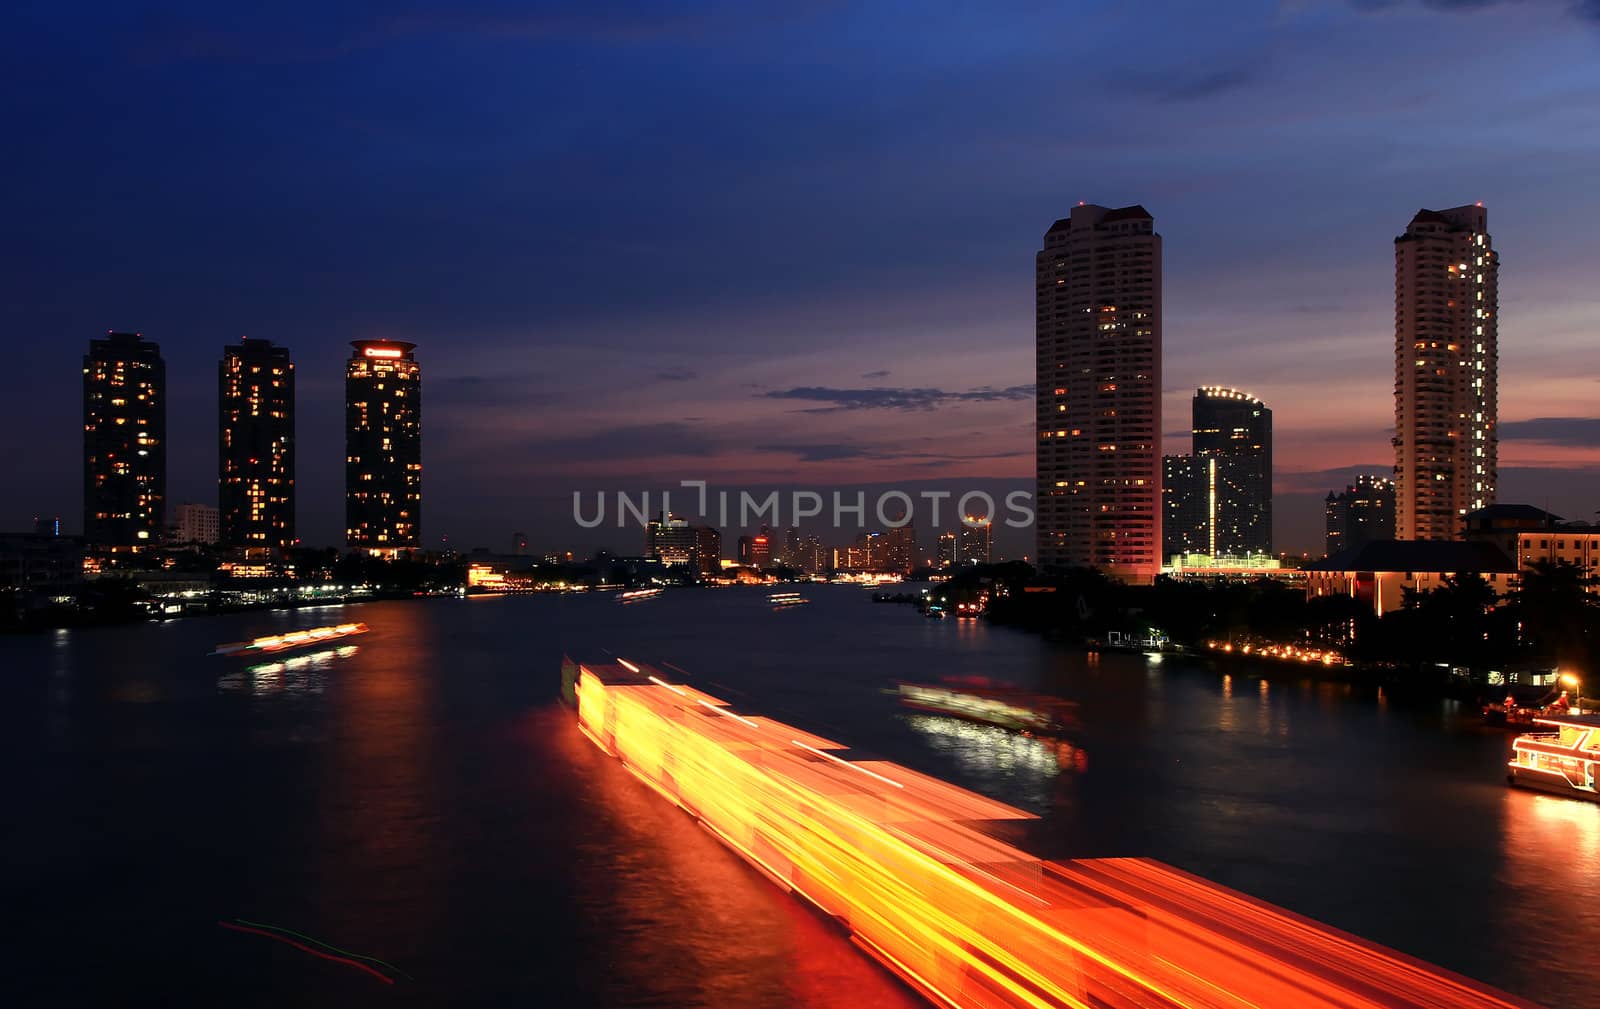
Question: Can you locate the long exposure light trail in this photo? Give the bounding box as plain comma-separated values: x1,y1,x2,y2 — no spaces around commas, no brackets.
571,659,1541,1009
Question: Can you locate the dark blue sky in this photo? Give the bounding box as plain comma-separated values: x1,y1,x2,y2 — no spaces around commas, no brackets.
5,1,1600,556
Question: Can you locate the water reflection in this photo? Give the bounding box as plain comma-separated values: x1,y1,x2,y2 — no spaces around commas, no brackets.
216,644,358,696
1495,790,1600,1002
903,712,1083,810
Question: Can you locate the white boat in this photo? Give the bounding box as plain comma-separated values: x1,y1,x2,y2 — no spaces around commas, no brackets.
1507,713,1600,801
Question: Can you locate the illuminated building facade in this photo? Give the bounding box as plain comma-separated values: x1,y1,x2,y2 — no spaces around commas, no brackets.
219,338,295,548
1036,204,1162,582
737,534,770,568
958,516,992,566
1394,204,1498,540
1324,475,1396,558
1165,388,1272,561
83,331,166,548
649,512,721,579
345,341,422,554
935,531,956,569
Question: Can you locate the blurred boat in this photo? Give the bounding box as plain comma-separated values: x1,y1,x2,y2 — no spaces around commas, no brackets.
212,622,367,656
896,679,1077,737
767,591,808,608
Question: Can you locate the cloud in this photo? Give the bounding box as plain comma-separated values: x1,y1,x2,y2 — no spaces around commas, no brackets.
1119,65,1261,103
861,369,891,379
762,384,1032,414
519,422,722,462
756,443,879,462
1351,0,1598,19
656,368,698,381
1499,417,1600,446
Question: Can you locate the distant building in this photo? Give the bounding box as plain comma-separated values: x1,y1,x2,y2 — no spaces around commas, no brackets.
737,533,771,568
936,531,956,569
34,517,60,538
219,337,295,548
0,532,84,588
691,525,722,579
1394,205,1498,540
346,341,422,555
172,502,220,545
1324,476,1395,558
1036,203,1162,582
883,524,916,574
83,331,166,548
958,517,992,566
1164,388,1272,562
1305,539,1516,615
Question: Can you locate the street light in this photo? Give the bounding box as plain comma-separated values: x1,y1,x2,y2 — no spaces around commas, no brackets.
1559,672,1582,713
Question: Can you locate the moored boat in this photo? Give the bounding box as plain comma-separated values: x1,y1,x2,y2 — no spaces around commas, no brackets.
1507,713,1600,801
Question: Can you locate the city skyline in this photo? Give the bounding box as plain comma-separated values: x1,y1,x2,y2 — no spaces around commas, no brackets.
5,3,1600,555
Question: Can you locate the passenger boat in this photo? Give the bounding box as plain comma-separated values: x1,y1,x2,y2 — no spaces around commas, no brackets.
896,680,1077,737
616,587,663,603
767,591,809,608
212,622,367,656
1507,713,1600,801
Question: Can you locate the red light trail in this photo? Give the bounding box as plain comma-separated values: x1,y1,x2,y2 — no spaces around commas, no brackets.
217,921,396,985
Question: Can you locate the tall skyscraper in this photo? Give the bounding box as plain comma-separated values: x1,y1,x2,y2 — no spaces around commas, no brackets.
1194,387,1272,555
1036,204,1162,582
219,337,295,548
1394,204,1498,541
935,531,956,569
83,332,166,548
1162,454,1206,559
346,340,422,554
958,516,992,566
1325,476,1396,558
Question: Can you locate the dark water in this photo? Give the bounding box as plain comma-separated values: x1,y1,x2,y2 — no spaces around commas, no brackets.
2,586,1595,1008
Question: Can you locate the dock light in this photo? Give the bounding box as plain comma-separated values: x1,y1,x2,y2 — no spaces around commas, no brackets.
1560,672,1580,688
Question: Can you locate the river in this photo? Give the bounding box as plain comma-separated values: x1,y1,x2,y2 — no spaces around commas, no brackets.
2,585,1594,1007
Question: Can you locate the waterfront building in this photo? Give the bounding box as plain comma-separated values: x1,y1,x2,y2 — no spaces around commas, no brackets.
958,516,992,566
219,337,295,548
692,525,722,579
1162,454,1206,559
1304,539,1516,616
1036,203,1162,582
1394,204,1498,540
172,502,220,545
1466,504,1600,593
345,341,422,555
737,534,770,568
936,531,956,569
1324,476,1396,557
83,331,166,548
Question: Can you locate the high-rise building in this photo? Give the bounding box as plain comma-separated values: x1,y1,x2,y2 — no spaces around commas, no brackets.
219,338,295,548
172,502,220,545
883,524,916,574
1325,476,1396,558
691,525,722,579
936,531,957,569
1162,454,1206,559
958,516,992,566
1036,204,1162,581
1172,387,1273,559
647,513,697,567
737,534,770,568
83,332,166,548
346,341,422,554
1394,205,1498,541
33,516,60,538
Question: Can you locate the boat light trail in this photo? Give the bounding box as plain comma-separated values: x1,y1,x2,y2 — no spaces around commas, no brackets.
571,658,1543,1009
217,921,395,984
232,919,413,980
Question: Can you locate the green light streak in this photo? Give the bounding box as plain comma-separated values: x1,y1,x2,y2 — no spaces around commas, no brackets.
233,919,414,980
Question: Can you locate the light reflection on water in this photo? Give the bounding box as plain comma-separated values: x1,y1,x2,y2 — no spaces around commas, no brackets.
3,587,1597,1009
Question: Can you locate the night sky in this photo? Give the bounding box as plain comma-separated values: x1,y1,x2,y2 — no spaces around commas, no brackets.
5,1,1599,557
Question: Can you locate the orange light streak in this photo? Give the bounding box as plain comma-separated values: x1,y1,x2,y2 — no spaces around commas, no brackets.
572,660,1540,1009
